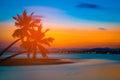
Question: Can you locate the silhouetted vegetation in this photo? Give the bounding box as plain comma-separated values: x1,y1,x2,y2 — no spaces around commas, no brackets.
47,48,120,54
0,10,54,59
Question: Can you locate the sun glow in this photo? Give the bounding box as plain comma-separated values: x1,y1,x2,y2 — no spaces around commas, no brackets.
46,27,120,48
0,23,120,48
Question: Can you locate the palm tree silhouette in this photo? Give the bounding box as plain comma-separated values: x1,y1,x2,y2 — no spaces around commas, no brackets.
0,10,41,57
20,24,54,59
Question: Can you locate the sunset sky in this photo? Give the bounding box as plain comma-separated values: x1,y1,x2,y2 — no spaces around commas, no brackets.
0,0,120,48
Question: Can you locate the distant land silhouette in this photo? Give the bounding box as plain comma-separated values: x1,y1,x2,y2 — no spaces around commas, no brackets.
0,47,119,54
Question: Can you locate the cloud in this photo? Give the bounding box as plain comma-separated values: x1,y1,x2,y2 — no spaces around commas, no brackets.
76,3,101,9
24,6,72,28
24,6,66,20
98,27,107,30
25,6,65,15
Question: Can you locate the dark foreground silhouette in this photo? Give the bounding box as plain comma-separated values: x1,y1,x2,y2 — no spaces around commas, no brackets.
0,10,54,62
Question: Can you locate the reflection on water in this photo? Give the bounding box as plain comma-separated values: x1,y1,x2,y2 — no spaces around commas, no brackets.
1,53,120,61
0,53,120,80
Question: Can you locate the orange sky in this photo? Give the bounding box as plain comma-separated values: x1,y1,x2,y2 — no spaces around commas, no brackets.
46,26,120,48
0,0,120,48
0,22,120,48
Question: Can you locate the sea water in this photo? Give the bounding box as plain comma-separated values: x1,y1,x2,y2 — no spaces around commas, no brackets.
1,52,120,61
0,53,120,80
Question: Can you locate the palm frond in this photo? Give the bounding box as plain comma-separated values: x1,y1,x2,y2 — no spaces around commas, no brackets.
39,41,51,46
42,37,54,42
37,44,48,57
38,24,42,31
29,19,40,28
17,14,22,22
39,37,54,46
12,29,24,38
29,12,34,20
13,16,18,21
44,29,50,34
23,10,27,19
47,37,54,42
15,22,19,27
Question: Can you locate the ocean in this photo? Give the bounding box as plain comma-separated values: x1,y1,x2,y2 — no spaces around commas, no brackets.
1,53,120,61
0,53,120,80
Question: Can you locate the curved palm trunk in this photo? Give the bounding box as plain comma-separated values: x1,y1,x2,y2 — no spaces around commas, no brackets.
0,51,25,63
0,39,20,57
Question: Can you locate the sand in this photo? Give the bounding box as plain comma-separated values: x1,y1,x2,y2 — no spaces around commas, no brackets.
0,59,120,80
0,58,76,66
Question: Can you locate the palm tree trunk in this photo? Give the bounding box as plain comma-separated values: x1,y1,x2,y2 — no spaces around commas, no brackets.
0,39,20,57
33,47,37,59
0,51,25,63
27,51,31,59
33,42,37,59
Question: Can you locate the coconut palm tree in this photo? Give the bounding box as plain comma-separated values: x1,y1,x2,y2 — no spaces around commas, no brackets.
0,10,41,57
20,24,54,59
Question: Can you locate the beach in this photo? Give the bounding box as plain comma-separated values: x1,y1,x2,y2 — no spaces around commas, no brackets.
0,58,76,66
0,0,120,80
0,58,120,80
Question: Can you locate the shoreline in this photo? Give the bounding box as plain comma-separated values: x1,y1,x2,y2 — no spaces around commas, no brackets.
0,58,77,66
0,59,120,80
0,58,117,66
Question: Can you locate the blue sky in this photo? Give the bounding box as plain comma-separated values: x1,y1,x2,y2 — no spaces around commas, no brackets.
0,0,120,48
0,0,120,24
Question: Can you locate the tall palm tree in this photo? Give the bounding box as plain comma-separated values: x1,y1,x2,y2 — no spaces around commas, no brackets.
20,24,54,59
0,10,41,57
